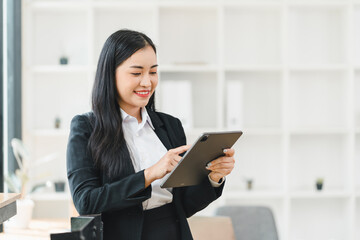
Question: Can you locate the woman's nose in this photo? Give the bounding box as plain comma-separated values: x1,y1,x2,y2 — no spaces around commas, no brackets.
140,74,151,87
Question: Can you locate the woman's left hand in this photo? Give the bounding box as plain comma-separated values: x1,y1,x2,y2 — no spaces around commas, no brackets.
206,148,235,183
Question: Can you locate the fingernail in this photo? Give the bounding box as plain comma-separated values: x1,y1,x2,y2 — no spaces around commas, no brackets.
223,149,228,153
207,163,212,168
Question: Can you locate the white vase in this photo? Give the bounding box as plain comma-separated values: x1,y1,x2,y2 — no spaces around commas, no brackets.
6,198,35,229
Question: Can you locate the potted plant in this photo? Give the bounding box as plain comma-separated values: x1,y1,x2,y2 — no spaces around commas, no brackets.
316,178,324,191
4,138,57,228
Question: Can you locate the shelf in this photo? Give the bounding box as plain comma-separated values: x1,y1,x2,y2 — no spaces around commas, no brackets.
224,6,281,65
290,198,350,240
288,71,347,129
224,65,282,72
159,64,218,72
289,135,348,192
288,64,347,71
289,190,350,199
93,7,156,65
32,9,89,66
30,65,89,74
30,192,71,201
223,191,284,200
159,7,218,65
289,128,348,135
288,6,346,65
225,72,282,129
31,129,70,137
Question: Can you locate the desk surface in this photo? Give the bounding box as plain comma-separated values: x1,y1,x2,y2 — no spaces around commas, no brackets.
0,219,70,240
0,193,21,209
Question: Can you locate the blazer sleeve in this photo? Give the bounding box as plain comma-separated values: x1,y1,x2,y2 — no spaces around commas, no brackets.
67,114,151,215
171,117,224,218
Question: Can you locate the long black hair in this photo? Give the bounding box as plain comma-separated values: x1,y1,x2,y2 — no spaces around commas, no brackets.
89,29,156,178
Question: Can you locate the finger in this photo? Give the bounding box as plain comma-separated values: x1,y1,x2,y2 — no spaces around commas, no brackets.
207,156,235,168
223,148,235,157
171,145,191,155
173,155,182,162
208,162,234,171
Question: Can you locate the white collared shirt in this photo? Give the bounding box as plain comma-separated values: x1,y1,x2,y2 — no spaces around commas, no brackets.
121,107,223,210
121,108,172,210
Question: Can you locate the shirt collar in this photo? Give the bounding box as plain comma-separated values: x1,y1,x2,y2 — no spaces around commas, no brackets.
120,108,155,130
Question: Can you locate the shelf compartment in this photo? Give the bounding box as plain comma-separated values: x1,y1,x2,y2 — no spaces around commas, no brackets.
31,73,91,130
93,7,156,64
225,71,282,129
159,7,218,65
32,9,89,66
158,72,218,129
223,6,281,65
288,70,347,129
289,134,348,193
290,199,350,240
226,135,283,192
288,6,347,65
355,7,360,65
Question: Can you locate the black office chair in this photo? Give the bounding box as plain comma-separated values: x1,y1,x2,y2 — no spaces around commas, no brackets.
215,206,278,240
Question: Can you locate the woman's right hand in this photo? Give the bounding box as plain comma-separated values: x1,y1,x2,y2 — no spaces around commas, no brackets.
144,145,191,187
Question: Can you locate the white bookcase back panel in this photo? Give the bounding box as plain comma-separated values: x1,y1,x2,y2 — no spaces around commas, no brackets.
224,7,282,65
223,198,284,240
32,73,91,130
226,135,283,192
225,72,282,129
33,10,88,66
159,7,218,65
93,8,156,64
289,134,348,192
290,199,350,240
158,72,218,129
288,6,346,65
289,71,347,129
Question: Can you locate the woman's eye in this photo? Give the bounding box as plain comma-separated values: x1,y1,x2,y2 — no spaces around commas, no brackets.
150,72,157,75
131,73,141,76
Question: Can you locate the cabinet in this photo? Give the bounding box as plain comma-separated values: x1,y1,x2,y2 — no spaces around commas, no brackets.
22,0,360,239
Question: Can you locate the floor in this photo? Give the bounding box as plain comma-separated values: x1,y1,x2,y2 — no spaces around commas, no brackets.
0,219,70,240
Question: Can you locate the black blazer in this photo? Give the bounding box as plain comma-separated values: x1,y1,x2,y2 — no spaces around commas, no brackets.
67,109,224,240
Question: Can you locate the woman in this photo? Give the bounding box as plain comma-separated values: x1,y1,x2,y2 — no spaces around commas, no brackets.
67,29,235,240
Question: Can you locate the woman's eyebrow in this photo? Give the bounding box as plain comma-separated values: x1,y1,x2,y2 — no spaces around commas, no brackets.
129,64,158,69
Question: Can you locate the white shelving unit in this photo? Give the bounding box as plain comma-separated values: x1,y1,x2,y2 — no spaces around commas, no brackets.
22,0,360,239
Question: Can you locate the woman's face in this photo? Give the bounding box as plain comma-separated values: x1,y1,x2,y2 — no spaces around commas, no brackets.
115,45,158,117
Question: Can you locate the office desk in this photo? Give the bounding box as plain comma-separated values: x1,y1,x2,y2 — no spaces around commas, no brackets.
0,193,21,224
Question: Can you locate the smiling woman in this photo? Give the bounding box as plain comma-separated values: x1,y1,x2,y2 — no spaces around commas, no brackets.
66,29,235,240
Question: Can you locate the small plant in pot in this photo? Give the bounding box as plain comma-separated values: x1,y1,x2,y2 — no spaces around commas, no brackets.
316,178,324,191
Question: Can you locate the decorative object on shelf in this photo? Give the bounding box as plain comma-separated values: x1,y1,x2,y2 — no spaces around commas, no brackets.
59,56,68,65
54,181,65,192
316,178,324,191
55,116,61,129
246,179,253,190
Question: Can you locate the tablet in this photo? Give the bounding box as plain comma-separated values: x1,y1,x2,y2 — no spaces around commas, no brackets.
160,131,243,188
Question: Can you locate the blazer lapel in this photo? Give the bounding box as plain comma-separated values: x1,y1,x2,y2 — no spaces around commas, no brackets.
147,109,174,150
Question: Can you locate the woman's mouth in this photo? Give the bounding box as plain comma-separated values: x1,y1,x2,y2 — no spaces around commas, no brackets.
134,90,150,98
